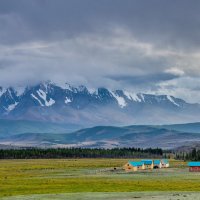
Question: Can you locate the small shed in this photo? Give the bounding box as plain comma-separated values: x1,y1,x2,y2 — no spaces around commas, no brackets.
188,162,200,172
153,160,162,168
161,159,169,168
124,161,145,172
141,160,154,169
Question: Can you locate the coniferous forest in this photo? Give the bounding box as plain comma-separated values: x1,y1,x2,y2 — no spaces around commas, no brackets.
175,148,200,161
0,147,163,159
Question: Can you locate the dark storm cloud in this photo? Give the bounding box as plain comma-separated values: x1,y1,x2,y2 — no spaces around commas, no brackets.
0,0,200,49
0,0,200,102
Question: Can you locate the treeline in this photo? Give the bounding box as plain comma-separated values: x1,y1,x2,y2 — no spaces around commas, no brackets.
0,147,163,159
175,148,200,161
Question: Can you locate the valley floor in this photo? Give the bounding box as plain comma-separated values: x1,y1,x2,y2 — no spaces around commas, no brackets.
0,159,199,199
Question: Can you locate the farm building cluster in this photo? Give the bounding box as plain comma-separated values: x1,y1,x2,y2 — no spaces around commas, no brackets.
124,159,169,172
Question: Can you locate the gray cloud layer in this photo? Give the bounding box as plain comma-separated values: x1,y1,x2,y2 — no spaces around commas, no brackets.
0,0,200,103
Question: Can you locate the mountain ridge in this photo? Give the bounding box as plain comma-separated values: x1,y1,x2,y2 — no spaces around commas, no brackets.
0,81,200,126
1,121,200,149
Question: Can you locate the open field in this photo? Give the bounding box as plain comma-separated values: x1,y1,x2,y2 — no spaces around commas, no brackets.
0,159,199,199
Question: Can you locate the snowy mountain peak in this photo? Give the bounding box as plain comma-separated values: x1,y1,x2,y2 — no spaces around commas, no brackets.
0,87,6,97
167,95,180,107
124,91,141,102
0,82,197,125
0,83,188,110
110,91,127,108
36,89,55,107
64,83,74,91
77,85,89,93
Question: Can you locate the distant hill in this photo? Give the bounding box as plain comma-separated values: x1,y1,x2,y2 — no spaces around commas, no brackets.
174,142,200,152
1,123,200,149
0,119,81,138
161,122,200,133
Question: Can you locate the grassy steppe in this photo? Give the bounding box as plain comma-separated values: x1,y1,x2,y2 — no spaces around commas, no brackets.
0,159,199,198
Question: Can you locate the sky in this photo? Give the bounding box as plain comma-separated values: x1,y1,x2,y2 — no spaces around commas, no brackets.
0,0,200,103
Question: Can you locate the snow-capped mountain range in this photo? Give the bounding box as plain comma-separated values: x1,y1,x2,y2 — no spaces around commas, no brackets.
0,81,199,126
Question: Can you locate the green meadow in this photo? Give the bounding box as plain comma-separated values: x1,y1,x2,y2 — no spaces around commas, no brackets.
0,159,199,199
